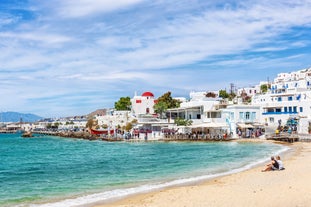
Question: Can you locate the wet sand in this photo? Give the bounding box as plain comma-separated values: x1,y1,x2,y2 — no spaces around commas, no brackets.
95,141,311,207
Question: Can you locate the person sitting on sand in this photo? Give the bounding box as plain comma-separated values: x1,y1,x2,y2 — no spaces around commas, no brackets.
276,155,285,170
262,156,279,172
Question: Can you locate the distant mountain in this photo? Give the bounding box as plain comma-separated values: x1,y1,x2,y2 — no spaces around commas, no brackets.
0,112,43,122
88,109,108,117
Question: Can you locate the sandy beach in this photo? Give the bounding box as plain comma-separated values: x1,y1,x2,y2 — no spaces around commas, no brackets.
96,141,311,207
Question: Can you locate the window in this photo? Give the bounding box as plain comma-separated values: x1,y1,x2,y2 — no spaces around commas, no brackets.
210,112,221,118
197,114,201,119
267,108,274,113
239,112,244,119
289,107,292,113
276,108,281,112
245,112,250,120
277,97,282,102
293,106,297,113
251,112,256,120
230,112,234,120
300,107,303,112
288,96,293,101
284,107,287,112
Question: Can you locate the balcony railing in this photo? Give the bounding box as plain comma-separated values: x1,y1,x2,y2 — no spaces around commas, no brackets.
262,112,298,115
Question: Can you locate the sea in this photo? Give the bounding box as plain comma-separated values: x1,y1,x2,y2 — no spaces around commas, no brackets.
0,133,289,207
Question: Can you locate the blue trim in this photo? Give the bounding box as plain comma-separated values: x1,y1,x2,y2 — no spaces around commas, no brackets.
262,112,298,115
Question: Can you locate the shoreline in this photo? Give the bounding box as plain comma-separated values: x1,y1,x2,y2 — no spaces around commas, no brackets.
94,141,311,207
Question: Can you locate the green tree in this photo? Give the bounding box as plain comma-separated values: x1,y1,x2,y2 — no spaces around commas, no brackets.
219,89,229,99
54,122,60,128
114,96,131,111
228,92,236,101
125,122,133,131
260,84,269,93
174,117,193,126
131,119,138,124
86,118,96,129
154,101,168,119
154,91,181,118
46,123,52,129
102,124,108,129
219,89,236,101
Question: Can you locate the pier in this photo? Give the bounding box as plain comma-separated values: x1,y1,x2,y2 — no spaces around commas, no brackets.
266,133,299,143
0,130,19,133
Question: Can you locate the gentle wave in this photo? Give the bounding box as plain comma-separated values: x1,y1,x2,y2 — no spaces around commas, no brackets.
30,146,290,207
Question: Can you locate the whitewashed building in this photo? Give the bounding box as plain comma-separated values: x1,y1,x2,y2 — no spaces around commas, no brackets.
167,91,264,138
131,91,157,117
252,67,311,133
222,105,262,138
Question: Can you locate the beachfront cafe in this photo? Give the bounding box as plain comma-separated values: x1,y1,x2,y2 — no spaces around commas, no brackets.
190,122,230,139
236,122,265,138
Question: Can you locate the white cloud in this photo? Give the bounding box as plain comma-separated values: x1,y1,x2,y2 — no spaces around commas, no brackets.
2,0,311,116
0,32,72,45
55,0,144,18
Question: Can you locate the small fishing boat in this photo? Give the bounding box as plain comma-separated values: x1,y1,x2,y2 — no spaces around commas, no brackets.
89,128,114,135
22,131,33,138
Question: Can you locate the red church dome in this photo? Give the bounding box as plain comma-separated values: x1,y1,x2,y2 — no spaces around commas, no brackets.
142,91,154,97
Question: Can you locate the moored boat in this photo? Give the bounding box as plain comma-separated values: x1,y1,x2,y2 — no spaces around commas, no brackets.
22,131,33,138
89,128,114,135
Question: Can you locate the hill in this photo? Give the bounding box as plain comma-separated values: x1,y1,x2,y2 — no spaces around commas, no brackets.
87,109,108,117
0,112,43,122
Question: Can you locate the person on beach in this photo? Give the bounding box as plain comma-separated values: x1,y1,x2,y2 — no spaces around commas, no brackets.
261,156,279,172
276,155,285,170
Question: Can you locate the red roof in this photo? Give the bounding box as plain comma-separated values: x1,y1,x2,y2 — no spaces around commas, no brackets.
142,91,154,97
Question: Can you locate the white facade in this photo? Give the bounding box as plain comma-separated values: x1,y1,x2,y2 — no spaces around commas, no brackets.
167,91,264,138
173,92,224,125
237,87,258,97
237,81,268,97
131,91,157,116
96,110,133,128
252,67,311,133
222,105,262,138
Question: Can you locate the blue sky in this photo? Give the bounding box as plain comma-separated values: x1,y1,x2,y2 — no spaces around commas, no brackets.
1,0,311,118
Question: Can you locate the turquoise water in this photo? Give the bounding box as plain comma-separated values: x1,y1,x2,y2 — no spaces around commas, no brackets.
0,133,288,207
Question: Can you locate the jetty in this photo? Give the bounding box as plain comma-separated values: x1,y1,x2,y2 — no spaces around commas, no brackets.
0,130,18,133
266,133,299,143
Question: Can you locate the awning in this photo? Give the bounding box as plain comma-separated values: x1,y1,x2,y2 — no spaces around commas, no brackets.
252,123,264,127
190,122,228,128
237,123,254,128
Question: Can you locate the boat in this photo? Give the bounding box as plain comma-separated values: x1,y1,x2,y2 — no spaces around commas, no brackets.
22,131,33,138
89,128,115,135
